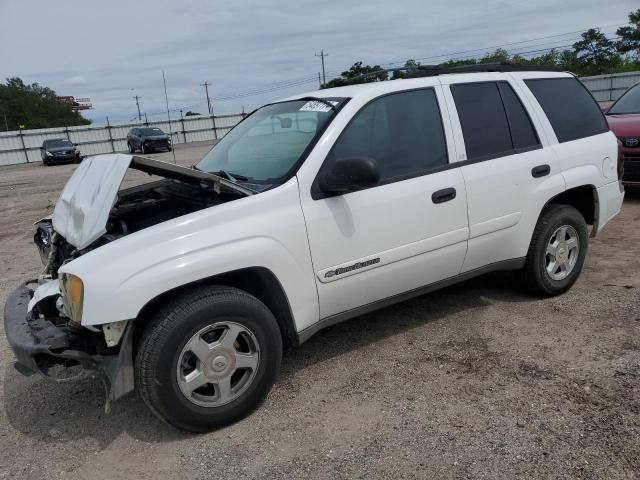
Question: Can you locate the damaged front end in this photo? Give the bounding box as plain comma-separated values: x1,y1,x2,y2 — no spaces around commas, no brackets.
6,154,254,410
4,281,134,410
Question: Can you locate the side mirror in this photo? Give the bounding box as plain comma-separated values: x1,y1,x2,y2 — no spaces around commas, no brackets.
318,157,379,196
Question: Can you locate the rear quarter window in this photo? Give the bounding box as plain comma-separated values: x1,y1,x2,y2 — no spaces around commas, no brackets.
524,77,608,143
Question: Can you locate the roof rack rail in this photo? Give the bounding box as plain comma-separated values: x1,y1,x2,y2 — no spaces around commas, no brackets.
401,62,562,78
325,62,563,87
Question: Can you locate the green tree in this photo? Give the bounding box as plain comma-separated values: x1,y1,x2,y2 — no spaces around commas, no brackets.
0,77,90,130
439,58,477,68
616,9,640,58
557,50,582,72
479,48,510,64
323,62,388,88
572,28,620,75
391,59,422,79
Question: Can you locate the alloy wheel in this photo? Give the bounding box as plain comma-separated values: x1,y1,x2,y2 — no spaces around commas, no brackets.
545,225,580,281
176,321,260,407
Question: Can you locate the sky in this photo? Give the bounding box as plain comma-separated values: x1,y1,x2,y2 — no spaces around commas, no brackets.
0,0,637,125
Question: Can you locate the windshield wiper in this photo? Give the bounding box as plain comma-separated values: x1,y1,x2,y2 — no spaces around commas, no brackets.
210,170,249,183
296,96,337,111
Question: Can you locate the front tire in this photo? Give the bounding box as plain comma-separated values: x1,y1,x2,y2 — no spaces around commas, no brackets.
135,286,282,432
140,142,147,154
127,142,134,153
519,204,588,297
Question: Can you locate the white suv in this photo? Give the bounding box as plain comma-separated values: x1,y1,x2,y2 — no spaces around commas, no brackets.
4,67,625,432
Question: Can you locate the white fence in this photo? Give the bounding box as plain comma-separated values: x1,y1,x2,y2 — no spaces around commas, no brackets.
581,71,640,103
0,113,245,166
2,71,638,167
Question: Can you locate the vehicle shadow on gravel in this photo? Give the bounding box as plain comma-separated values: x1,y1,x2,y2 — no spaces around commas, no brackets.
2,271,537,444
282,270,533,363
3,369,186,445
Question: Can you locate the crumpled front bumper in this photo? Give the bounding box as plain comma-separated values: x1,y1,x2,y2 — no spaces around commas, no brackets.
4,284,134,406
4,285,97,376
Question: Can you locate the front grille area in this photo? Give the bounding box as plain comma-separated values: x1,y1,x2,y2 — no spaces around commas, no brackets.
621,137,640,149
623,156,640,182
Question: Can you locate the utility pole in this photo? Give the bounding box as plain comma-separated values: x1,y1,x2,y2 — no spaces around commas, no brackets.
162,70,177,163
318,72,322,89
200,81,213,115
2,112,8,132
315,50,328,86
133,95,142,121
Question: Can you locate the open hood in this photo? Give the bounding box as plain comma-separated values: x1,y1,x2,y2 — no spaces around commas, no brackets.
52,154,253,250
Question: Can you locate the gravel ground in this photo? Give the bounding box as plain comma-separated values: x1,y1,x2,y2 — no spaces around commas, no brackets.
0,144,639,479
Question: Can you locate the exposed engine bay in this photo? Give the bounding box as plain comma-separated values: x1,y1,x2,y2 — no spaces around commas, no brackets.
31,154,256,277
35,177,244,277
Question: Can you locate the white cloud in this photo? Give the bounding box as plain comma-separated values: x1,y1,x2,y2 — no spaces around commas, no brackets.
63,75,88,87
1,0,637,124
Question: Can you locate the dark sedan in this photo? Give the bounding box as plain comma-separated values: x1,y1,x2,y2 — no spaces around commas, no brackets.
40,139,80,166
126,127,172,154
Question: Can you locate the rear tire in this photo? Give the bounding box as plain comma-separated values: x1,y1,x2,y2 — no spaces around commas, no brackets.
140,142,147,154
127,142,134,153
519,204,588,297
135,286,282,432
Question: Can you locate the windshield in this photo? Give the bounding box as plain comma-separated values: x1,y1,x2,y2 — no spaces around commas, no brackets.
608,83,640,115
196,99,343,185
140,127,165,136
47,139,73,148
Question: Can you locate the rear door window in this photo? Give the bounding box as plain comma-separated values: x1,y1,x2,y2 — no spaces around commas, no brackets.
497,82,540,151
451,81,540,161
524,77,608,143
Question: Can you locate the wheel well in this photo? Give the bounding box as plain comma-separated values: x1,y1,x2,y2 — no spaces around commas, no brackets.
135,267,298,347
545,185,597,225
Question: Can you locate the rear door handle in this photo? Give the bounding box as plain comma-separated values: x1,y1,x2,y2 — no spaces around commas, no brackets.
432,187,456,204
531,164,550,178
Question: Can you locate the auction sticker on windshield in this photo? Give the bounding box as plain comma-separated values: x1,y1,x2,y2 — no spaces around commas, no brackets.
299,100,338,112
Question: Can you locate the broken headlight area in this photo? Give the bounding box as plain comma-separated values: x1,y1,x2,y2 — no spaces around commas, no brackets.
59,273,84,325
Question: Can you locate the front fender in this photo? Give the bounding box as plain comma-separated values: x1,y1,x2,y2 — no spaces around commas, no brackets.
59,178,319,332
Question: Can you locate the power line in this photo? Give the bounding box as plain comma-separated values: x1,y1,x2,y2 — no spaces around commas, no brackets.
113,24,628,117
209,26,625,103
407,24,625,64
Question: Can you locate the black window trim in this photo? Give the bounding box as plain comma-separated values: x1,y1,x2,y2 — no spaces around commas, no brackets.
524,75,610,143
311,86,452,200
450,80,543,164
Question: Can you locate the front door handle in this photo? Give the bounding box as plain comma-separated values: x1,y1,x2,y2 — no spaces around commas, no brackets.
531,164,550,178
432,187,456,204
